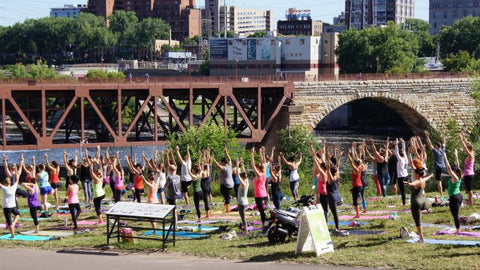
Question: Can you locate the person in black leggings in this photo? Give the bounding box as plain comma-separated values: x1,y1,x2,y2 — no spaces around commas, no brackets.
326,150,342,233
444,150,463,234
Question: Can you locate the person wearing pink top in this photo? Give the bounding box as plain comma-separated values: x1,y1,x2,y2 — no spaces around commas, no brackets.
251,147,268,228
67,175,82,233
459,132,475,206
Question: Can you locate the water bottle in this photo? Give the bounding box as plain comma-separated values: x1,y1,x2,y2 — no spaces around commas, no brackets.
392,212,397,219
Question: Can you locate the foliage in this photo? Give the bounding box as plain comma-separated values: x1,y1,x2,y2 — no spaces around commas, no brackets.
248,31,268,38
443,50,480,72
212,30,234,38
167,123,244,162
438,16,480,59
336,22,423,74
199,49,210,76
3,62,57,79
183,36,200,46
405,18,435,57
85,69,126,80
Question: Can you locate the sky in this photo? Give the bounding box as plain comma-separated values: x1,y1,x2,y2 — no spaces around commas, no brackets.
0,0,430,27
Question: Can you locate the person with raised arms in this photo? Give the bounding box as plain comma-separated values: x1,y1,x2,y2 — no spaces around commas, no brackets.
280,151,302,201
22,174,42,233
211,148,234,213
125,154,145,203
66,175,82,233
45,153,61,213
143,150,166,205
1,154,24,238
326,145,343,235
187,164,206,223
459,131,475,206
368,138,390,197
251,147,269,229
270,155,283,210
425,130,446,196
394,138,409,206
140,169,161,232
108,151,125,203
444,150,463,234
63,150,78,192
86,152,105,224
36,159,53,217
404,162,434,243
236,158,249,236
347,145,364,219
176,145,192,205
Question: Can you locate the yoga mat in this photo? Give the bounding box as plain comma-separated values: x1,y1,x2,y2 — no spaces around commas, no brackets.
434,229,480,238
19,209,29,213
407,238,480,246
346,229,387,235
20,217,50,222
339,215,391,220
178,226,219,232
142,230,208,238
328,221,369,226
177,220,222,224
20,230,74,237
368,209,411,215
368,197,383,201
411,223,451,229
0,234,53,241
250,220,262,225
76,221,106,226
247,226,262,232
47,226,96,231
208,215,241,220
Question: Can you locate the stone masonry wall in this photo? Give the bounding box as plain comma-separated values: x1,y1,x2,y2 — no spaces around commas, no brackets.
290,78,477,135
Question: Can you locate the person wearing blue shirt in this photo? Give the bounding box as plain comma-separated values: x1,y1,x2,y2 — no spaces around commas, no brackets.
425,130,446,196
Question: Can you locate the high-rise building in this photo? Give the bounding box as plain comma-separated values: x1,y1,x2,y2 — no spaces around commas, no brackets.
204,0,221,33
277,8,323,36
85,0,202,40
345,0,415,29
50,4,87,18
429,0,480,35
218,6,273,35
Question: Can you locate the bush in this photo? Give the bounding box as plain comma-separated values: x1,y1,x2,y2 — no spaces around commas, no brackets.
86,69,125,81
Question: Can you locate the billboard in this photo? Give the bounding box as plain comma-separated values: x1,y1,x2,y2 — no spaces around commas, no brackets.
247,39,257,60
210,39,228,60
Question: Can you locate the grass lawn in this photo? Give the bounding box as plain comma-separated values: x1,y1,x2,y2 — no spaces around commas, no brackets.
1,186,480,270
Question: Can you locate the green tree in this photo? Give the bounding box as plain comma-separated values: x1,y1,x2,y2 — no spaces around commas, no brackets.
136,18,170,60
443,50,480,71
108,11,138,59
438,16,480,58
248,31,268,37
406,18,435,57
74,13,116,63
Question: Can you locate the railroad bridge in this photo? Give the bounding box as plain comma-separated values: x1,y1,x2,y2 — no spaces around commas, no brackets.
0,77,476,150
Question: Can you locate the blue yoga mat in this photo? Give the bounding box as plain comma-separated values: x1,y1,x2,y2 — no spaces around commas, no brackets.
0,234,53,241
329,221,368,226
20,217,50,222
142,230,208,238
406,238,480,246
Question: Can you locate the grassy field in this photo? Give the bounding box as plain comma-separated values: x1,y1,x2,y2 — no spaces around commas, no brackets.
1,185,480,270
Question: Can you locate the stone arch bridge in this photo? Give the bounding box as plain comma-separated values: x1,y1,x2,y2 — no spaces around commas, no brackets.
265,78,477,146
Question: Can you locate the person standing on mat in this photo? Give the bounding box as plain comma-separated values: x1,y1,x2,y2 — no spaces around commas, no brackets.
187,165,206,223
108,151,125,203
444,150,463,234
63,150,78,192
395,138,409,206
125,154,145,203
369,138,390,197
1,154,24,238
347,147,363,219
202,149,213,205
164,164,181,227
66,175,82,234
236,158,249,236
36,162,53,217
22,177,42,233
251,147,269,229
280,152,302,201
425,130,446,196
459,131,475,206
77,152,93,206
45,154,61,213
176,145,192,205
144,150,166,205
270,155,283,210
87,157,105,224
326,146,342,235
141,171,161,232
212,148,234,213
4,155,28,210
404,162,433,243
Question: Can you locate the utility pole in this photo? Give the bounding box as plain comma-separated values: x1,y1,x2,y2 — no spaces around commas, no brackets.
224,0,227,38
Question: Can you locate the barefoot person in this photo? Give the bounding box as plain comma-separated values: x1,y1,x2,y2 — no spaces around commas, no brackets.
141,171,161,231
280,152,302,201
369,138,390,197
347,147,363,219
187,165,206,223
405,163,433,242
236,159,249,235
444,150,463,234
459,132,475,206
425,130,446,196
144,150,166,205
66,175,82,233
251,147,268,229
176,145,192,205
270,155,283,210
1,155,24,238
37,162,53,217
87,156,105,224
211,148,234,213
395,138,409,206
45,154,61,213
22,178,42,233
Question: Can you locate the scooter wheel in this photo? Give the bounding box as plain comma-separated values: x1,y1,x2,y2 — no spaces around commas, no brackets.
268,227,286,244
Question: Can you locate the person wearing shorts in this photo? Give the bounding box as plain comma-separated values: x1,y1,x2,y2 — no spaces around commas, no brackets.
425,130,446,196
280,153,303,201
164,165,181,226
459,132,475,206
45,154,61,213
36,163,53,217
212,148,234,212
1,154,24,238
176,145,192,204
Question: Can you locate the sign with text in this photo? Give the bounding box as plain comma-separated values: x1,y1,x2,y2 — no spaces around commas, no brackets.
295,205,334,256
210,39,228,60
107,202,175,219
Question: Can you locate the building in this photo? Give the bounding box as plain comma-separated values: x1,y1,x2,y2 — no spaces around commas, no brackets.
333,12,346,25
323,23,348,33
209,34,339,78
219,6,273,35
85,0,202,40
277,8,323,36
50,4,87,18
345,0,415,29
429,0,480,35
204,0,220,33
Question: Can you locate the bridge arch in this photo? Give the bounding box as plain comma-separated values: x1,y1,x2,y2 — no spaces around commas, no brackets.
309,93,431,136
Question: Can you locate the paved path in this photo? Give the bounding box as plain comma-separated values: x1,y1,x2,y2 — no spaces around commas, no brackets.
0,248,367,270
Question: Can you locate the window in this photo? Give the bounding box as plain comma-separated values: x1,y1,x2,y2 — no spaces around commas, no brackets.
300,39,305,45
285,39,290,45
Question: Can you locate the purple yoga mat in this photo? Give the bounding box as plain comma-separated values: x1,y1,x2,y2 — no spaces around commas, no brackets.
339,215,391,220
434,229,480,238
247,226,262,231
177,220,222,224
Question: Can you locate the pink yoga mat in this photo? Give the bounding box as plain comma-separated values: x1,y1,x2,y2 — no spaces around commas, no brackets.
368,209,411,215
76,221,106,226
339,215,391,220
434,229,480,238
208,215,240,220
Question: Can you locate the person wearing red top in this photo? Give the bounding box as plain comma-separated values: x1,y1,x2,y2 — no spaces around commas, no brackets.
45,154,61,213
126,155,144,203
348,148,364,219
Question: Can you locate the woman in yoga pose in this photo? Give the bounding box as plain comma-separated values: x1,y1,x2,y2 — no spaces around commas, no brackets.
86,155,105,224
251,147,269,228
66,175,82,233
211,148,233,213
280,152,302,201
1,154,24,238
395,138,409,206
405,163,433,243
45,154,61,213
347,146,363,219
236,158,249,235
459,132,475,206
22,176,42,233
444,150,463,234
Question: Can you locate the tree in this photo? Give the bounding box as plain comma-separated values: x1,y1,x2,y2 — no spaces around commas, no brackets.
336,22,422,74
74,13,116,63
136,18,170,60
438,16,480,58
443,50,480,72
406,18,435,57
109,11,138,59
248,31,268,37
